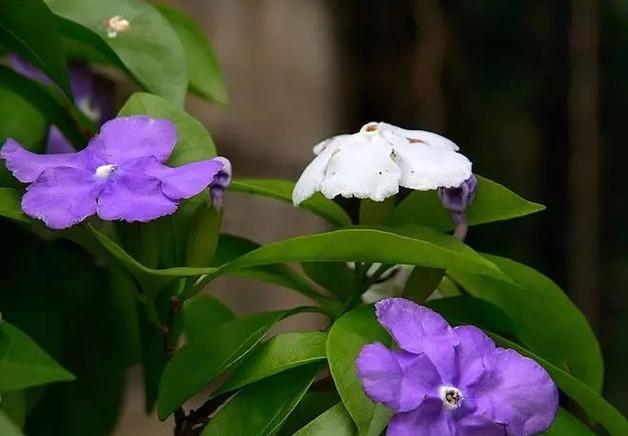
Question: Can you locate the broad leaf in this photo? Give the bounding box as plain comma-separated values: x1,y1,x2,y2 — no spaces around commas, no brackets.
231,178,352,227
0,320,74,392
293,403,356,436
449,254,603,392
156,5,227,104
213,332,327,396
0,411,22,436
327,305,393,434
202,364,322,436
0,0,71,97
390,175,545,229
45,0,187,105
0,66,89,148
118,92,216,164
492,334,627,436
0,82,47,154
158,307,316,419
0,189,30,224
182,295,235,344
543,409,595,435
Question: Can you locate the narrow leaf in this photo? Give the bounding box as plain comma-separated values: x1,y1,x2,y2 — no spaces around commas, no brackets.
293,403,356,436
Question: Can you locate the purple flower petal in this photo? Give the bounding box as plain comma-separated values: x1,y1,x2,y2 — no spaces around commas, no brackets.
457,413,508,436
1,138,91,183
453,325,496,389
21,166,99,229
356,342,441,412
138,157,224,200
47,126,77,154
375,298,458,383
96,168,177,223
8,54,52,85
386,398,453,436
90,116,176,164
472,348,559,436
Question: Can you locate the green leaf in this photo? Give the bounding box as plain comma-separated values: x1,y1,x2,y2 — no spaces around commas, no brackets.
301,262,356,299
118,92,216,164
0,320,74,392
0,82,47,152
542,409,595,435
0,66,89,148
231,178,352,227
293,403,356,436
491,334,628,436
156,5,227,104
45,0,187,105
390,175,545,229
182,295,235,344
158,307,316,419
0,0,71,97
449,254,604,392
279,391,342,436
213,332,327,397
0,188,30,224
327,305,392,434
0,411,22,436
401,266,445,303
0,391,25,429
201,364,322,436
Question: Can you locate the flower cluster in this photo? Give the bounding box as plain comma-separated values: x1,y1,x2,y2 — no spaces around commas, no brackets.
357,298,558,436
292,122,473,205
1,116,230,229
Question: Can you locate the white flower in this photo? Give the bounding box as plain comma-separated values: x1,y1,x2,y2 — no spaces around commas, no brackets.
292,122,472,205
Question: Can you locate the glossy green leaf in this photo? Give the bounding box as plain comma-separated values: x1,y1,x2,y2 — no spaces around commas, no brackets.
0,0,71,97
279,391,341,436
301,262,356,299
202,364,322,436
0,320,74,392
402,266,445,303
449,254,603,392
0,411,22,436
0,189,30,224
158,307,316,419
0,66,89,148
45,0,187,105
156,5,227,104
390,175,545,229
293,403,356,436
231,178,352,227
543,409,595,435
327,305,393,434
492,334,628,436
0,83,47,152
118,92,217,164
213,332,327,397
182,295,235,344
0,391,25,429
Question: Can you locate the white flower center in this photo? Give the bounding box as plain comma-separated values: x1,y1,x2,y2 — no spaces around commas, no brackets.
439,386,463,410
95,164,117,179
106,15,130,38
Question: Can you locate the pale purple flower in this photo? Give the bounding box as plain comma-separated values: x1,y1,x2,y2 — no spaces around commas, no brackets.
1,116,229,229
8,55,114,153
438,174,478,214
356,298,558,436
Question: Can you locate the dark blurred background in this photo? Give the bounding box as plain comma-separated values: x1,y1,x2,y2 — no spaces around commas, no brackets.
2,1,626,434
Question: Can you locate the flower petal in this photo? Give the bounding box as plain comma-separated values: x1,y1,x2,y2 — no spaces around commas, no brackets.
457,413,508,436
90,116,176,164
319,134,400,201
453,325,495,390
356,342,441,412
1,138,90,183
375,298,458,383
386,399,453,436
137,157,224,200
378,123,459,151
292,139,340,205
21,166,99,229
472,348,559,436
96,168,177,223
392,140,472,191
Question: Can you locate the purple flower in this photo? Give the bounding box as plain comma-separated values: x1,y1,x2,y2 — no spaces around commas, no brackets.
8,55,114,153
356,298,558,436
438,174,478,215
1,116,229,229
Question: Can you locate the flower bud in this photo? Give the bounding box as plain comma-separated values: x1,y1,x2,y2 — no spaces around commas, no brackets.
437,174,478,214
210,157,232,209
